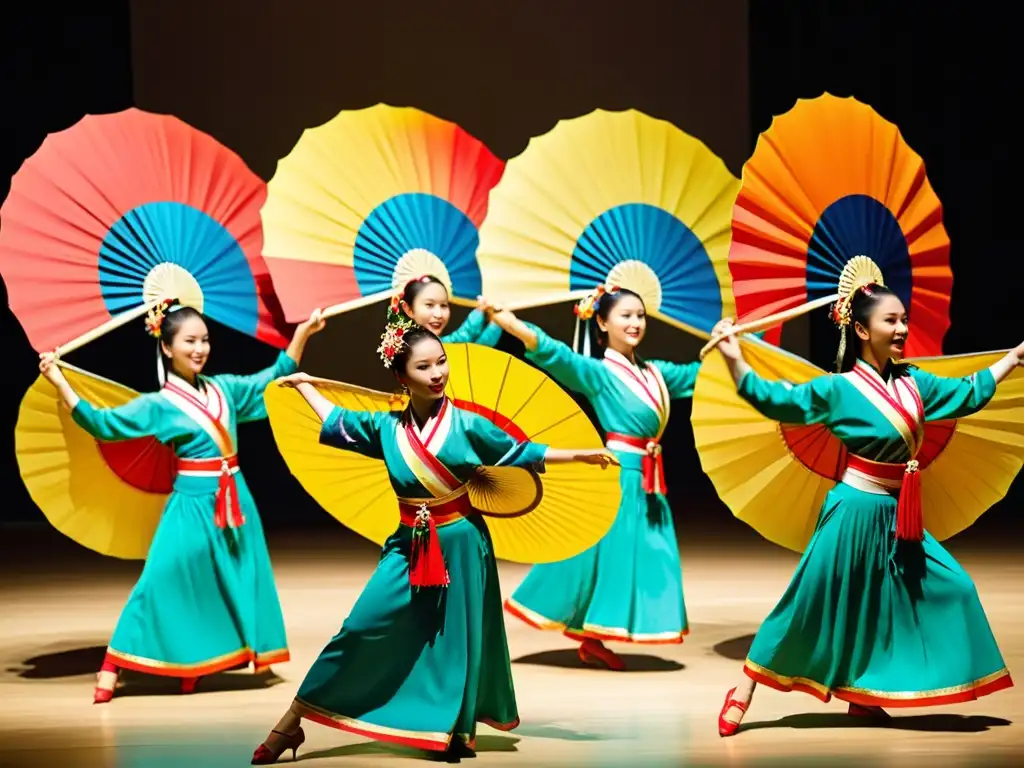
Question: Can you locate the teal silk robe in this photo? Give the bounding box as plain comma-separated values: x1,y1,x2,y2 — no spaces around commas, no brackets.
442,309,502,347
292,400,547,752
70,351,297,677
506,325,699,644
740,358,1013,706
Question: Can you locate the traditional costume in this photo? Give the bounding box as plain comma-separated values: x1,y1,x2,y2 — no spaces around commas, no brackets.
290,398,547,750
735,355,1012,705
71,336,296,679
505,289,698,647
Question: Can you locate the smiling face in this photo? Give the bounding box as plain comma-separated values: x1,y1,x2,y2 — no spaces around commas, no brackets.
161,314,210,379
398,335,449,402
596,292,647,354
402,281,451,336
854,292,909,363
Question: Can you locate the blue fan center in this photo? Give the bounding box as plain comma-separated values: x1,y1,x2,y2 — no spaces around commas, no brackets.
569,202,722,334
806,194,912,309
353,192,483,298
98,201,258,337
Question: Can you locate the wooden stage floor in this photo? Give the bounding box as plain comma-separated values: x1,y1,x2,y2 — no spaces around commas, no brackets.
0,523,1021,767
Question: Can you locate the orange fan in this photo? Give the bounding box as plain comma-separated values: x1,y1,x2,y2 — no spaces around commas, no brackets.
719,94,951,356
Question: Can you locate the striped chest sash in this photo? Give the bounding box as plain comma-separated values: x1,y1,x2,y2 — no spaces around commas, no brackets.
394,399,471,588
162,377,244,530
602,351,670,495
841,362,926,541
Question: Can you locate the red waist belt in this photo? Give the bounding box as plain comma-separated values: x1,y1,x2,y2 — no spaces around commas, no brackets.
846,455,923,542
606,432,666,494
177,455,244,529
397,489,472,589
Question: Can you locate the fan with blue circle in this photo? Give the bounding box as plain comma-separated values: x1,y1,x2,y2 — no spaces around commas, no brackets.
260,104,505,322
0,108,290,355
721,93,952,358
476,108,740,340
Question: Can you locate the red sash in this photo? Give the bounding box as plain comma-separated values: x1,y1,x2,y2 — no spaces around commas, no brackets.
177,455,244,529
605,432,665,494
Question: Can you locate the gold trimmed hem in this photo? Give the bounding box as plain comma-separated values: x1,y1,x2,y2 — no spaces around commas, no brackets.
107,646,289,678
504,599,686,644
294,697,453,752
744,658,1014,706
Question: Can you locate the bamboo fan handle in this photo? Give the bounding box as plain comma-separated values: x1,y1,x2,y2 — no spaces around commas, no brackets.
319,290,395,320
698,293,839,360
504,289,593,312
54,301,158,359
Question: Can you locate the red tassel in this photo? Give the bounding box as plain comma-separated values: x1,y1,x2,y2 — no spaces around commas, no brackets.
215,462,245,529
640,444,666,495
896,461,923,541
215,470,229,529
410,513,450,588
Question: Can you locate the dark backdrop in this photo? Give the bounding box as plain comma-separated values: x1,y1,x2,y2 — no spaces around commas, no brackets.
1,2,1020,539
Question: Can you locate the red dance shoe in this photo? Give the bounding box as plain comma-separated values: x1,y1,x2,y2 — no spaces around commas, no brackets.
718,687,748,737
251,728,305,765
577,639,626,671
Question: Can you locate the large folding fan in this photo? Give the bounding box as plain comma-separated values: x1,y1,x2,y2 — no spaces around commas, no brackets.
265,343,622,564
692,336,1024,551
0,108,289,356
706,93,951,356
260,104,505,322
476,109,740,340
16,364,176,559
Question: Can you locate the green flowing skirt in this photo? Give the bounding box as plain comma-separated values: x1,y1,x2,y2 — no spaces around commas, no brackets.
293,515,517,752
745,482,1013,707
505,463,686,644
106,473,289,677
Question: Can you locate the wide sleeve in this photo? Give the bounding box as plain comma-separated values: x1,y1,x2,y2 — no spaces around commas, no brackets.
465,413,548,471
909,366,997,421
72,394,161,442
319,406,386,460
650,359,700,400
523,323,605,399
441,310,502,347
737,370,834,425
212,351,299,424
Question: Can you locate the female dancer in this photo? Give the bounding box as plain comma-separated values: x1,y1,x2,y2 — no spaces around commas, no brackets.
38,302,325,702
252,316,616,764
712,283,1023,735
396,274,502,346
488,286,698,671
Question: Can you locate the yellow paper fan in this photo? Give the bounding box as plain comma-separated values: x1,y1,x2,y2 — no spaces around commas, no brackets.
902,351,1024,540
692,338,1024,551
15,365,174,559
476,108,739,338
265,343,621,564
260,104,504,322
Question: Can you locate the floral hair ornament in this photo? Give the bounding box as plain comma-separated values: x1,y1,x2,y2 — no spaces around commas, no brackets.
378,302,417,369
145,297,180,339
572,284,619,355
147,298,185,387
830,255,885,371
